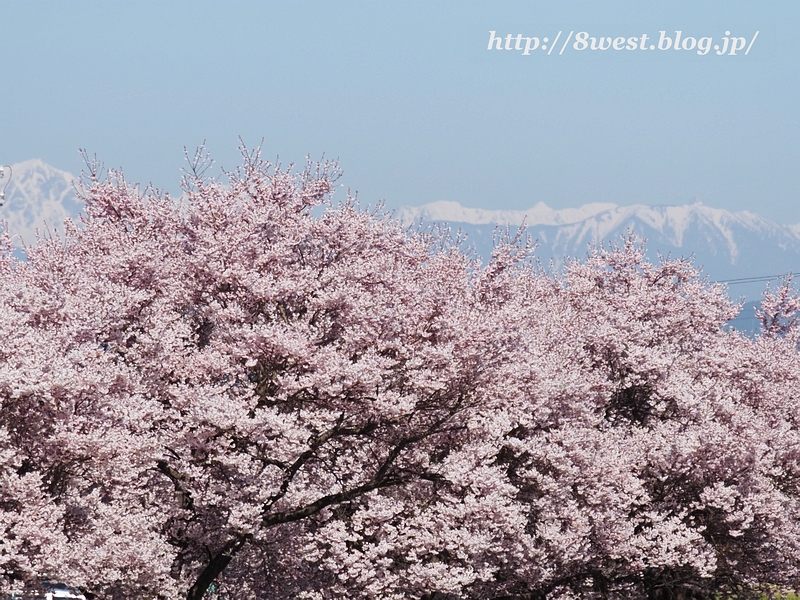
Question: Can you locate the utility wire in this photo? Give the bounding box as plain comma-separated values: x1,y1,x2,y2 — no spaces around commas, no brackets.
716,272,794,285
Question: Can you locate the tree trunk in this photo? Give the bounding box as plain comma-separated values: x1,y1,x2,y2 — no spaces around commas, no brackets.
186,537,246,600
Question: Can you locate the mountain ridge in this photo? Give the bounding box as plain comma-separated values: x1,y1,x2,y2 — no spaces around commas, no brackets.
397,200,799,261
399,200,800,264
1,158,82,247
398,200,800,308
2,160,797,306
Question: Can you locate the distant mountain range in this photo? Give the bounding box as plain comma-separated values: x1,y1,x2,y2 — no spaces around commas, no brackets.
2,160,795,314
1,159,82,248
397,200,800,302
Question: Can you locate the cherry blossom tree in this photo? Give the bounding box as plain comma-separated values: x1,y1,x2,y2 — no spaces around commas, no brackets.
302,242,800,600
0,148,532,599
2,147,800,600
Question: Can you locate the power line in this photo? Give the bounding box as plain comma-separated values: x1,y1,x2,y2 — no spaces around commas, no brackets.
715,272,794,285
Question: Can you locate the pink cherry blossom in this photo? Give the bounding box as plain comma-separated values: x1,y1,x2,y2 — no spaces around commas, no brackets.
1,147,799,600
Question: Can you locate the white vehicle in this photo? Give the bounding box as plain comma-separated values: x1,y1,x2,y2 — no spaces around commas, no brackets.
3,582,86,600
42,584,86,600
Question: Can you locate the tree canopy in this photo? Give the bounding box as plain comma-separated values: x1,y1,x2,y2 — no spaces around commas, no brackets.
2,149,800,600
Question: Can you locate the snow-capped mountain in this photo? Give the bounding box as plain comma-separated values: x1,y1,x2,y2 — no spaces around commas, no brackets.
396,200,618,228
2,159,796,309
0,159,83,248
398,200,800,305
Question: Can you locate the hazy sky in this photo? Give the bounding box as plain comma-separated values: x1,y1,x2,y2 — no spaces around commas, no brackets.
1,1,797,221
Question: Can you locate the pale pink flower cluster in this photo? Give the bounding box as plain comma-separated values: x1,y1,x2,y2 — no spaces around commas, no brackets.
1,149,799,599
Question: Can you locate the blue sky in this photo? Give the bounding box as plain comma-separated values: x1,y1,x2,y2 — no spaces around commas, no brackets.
1,1,797,221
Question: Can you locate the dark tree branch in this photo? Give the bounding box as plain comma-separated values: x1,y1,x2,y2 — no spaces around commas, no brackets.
261,416,377,511
157,460,194,511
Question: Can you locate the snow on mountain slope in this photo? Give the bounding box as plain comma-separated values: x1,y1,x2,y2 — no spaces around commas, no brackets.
2,160,798,305
530,202,796,267
396,200,618,227
1,159,83,247
398,200,800,302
